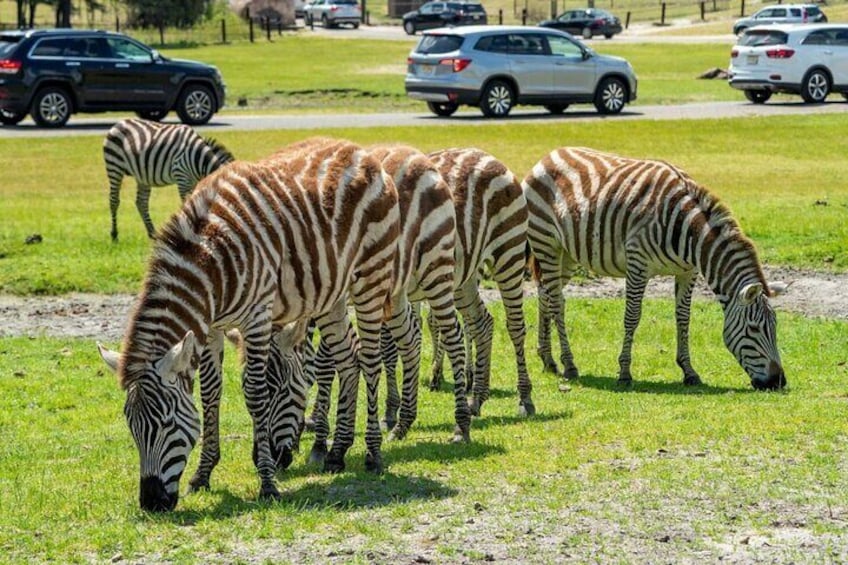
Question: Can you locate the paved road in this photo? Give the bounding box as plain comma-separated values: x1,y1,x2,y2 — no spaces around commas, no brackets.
2,99,847,138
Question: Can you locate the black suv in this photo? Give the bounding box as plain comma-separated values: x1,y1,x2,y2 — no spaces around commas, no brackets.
402,1,487,35
0,29,226,128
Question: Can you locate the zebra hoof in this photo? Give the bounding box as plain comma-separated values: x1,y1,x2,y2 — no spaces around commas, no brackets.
683,373,703,386
187,475,210,492
258,484,282,501
564,365,580,380
387,425,408,442
452,424,471,444
308,442,328,467
364,452,383,474
323,452,346,474
543,361,559,374
518,400,536,417
304,417,316,433
381,417,397,433
617,376,633,390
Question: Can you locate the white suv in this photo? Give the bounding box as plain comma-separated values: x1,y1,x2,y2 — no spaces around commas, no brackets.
728,24,848,104
732,4,826,36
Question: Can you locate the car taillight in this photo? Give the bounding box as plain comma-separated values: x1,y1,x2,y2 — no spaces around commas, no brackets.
439,58,471,72
594,18,605,25
766,48,794,59
330,5,339,11
730,49,738,58
0,59,21,74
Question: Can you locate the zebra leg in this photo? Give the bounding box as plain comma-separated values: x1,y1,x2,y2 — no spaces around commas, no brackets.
239,313,280,500
307,337,336,467
493,257,535,417
439,316,471,443
427,308,445,391
674,272,703,386
537,254,579,380
458,284,493,418
381,324,401,432
109,176,122,242
353,296,388,474
535,284,558,374
386,300,422,442
188,330,224,492
135,183,155,239
618,259,650,386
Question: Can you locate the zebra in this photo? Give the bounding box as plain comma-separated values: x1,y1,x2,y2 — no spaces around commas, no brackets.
270,142,471,469
522,146,787,390
396,147,533,421
97,143,400,511
103,117,234,241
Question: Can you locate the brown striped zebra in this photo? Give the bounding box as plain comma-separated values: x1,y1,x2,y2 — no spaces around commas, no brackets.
397,147,533,420
522,146,786,389
103,118,234,241
97,143,400,511
279,142,471,466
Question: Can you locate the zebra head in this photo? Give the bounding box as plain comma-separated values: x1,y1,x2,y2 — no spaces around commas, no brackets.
98,331,201,512
722,282,787,391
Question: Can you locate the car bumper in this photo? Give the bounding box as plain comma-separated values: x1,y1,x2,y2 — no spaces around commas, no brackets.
329,16,360,24
405,85,480,106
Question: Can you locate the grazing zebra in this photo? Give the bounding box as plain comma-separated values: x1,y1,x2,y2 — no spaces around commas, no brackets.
97,146,400,511
406,147,533,419
103,118,234,241
522,146,786,389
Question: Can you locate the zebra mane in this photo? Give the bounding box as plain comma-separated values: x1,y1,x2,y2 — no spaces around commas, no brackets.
684,179,769,292
203,137,235,164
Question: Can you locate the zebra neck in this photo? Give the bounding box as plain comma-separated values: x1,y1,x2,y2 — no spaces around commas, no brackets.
692,232,766,303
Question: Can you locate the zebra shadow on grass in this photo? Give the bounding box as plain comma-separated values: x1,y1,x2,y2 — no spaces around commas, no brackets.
573,373,755,395
403,409,572,435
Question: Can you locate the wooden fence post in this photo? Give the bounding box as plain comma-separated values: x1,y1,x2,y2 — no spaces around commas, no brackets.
221,18,226,43
660,2,666,25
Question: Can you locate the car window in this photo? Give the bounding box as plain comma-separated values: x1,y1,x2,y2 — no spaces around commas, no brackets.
475,34,509,53
807,7,821,17
464,4,485,14
0,38,22,57
336,0,357,4
31,38,70,57
547,34,584,58
773,8,786,16
508,33,547,55
738,29,788,46
834,30,848,46
106,37,152,62
789,8,801,16
416,34,464,54
802,30,831,45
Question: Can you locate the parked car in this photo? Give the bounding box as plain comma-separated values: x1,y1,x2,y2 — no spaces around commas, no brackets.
0,28,225,128
732,4,826,35
405,25,637,118
729,23,848,104
294,0,307,18
402,1,487,35
304,0,361,28
539,8,623,39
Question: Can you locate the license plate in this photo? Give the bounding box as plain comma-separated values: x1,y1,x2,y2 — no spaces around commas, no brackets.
416,64,435,76
473,14,481,19
747,55,758,65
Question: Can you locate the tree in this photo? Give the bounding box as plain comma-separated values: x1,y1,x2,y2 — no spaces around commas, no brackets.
124,0,211,27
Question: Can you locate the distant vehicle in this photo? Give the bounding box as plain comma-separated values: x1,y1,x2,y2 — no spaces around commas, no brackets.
294,0,307,18
0,28,225,128
304,0,362,28
405,25,637,118
402,1,488,35
539,8,623,40
732,4,826,35
729,23,848,104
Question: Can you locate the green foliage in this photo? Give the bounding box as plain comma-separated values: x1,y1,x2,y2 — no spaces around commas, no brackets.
1,299,846,561
2,115,846,295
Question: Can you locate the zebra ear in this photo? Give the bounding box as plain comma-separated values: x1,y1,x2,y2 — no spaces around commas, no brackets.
97,342,120,374
739,283,763,305
155,331,197,385
768,281,789,297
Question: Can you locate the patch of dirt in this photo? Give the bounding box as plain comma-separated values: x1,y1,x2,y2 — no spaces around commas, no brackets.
0,267,845,342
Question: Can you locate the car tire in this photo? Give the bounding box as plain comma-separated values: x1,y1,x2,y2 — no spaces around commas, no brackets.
322,14,331,28
136,109,168,121
842,92,848,102
176,84,215,125
801,69,830,103
480,80,514,118
404,21,416,35
744,90,771,104
352,22,359,29
427,101,458,117
0,109,26,126
31,87,72,128
544,104,569,114
594,77,627,115
604,33,613,39
582,27,592,39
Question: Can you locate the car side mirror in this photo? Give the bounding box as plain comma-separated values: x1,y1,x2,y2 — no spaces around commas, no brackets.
150,49,161,62
582,50,592,60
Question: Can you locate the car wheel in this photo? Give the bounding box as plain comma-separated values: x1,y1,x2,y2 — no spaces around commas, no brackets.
0,109,26,126
136,109,168,121
594,77,627,115
176,84,215,125
31,87,72,128
404,21,416,35
427,101,458,117
480,80,514,118
842,92,848,102
744,90,771,104
544,104,569,114
604,33,613,39
801,69,830,103
582,27,592,39
321,14,331,28
352,22,359,29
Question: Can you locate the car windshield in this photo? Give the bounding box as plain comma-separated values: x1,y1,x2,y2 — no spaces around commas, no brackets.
336,0,357,4
738,29,788,46
416,34,464,54
462,4,485,13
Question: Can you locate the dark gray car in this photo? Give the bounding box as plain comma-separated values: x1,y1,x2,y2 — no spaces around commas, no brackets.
405,25,637,117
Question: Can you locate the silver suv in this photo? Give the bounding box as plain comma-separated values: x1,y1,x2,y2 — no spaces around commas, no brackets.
732,4,826,35
304,0,361,28
404,25,637,118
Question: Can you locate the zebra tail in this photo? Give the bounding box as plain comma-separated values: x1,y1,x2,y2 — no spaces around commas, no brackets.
525,241,542,284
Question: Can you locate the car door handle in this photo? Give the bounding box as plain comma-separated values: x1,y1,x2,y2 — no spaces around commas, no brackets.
65,61,80,67
115,63,130,68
